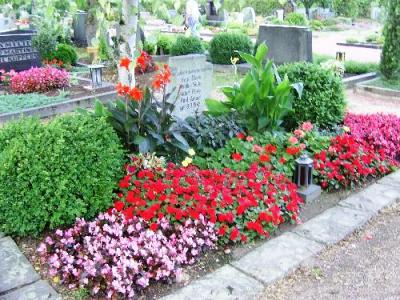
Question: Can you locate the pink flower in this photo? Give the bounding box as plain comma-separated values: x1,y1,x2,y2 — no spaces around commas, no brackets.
246,136,254,142
301,122,313,132
288,136,298,144
294,129,305,138
253,145,263,153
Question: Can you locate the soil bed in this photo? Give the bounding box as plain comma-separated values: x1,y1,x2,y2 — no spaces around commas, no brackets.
15,183,370,300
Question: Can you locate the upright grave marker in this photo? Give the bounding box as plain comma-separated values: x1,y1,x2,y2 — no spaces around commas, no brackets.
0,30,41,72
167,54,213,119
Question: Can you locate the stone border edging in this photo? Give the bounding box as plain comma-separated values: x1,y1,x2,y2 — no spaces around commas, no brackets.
161,170,400,300
355,78,400,98
336,42,382,49
343,72,378,89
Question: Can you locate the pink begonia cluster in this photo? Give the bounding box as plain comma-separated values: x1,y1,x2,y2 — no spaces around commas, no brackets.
9,66,69,93
37,211,217,299
345,113,400,162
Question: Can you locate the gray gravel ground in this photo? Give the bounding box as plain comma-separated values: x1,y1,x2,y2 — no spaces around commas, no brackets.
259,202,400,300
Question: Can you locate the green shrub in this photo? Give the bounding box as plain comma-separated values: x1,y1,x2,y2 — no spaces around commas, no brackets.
207,43,303,132
223,0,279,15
310,20,324,31
32,26,58,60
278,62,346,129
52,43,78,66
170,36,204,56
98,35,112,61
380,0,400,80
143,41,156,55
346,37,359,43
344,61,379,74
313,53,333,65
284,12,308,26
0,115,125,236
184,113,244,153
332,0,359,18
156,34,175,55
209,32,253,64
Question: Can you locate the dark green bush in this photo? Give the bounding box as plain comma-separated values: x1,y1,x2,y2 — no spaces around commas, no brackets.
344,61,379,74
209,32,252,64
52,43,78,66
0,115,125,236
284,12,308,26
278,62,346,129
156,34,175,55
32,26,58,60
170,36,204,56
185,113,244,153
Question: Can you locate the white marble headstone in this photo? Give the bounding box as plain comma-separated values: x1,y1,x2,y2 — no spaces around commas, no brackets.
167,54,213,120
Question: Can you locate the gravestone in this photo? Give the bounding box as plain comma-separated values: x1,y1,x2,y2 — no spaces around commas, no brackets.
0,29,41,72
242,7,256,25
167,54,213,119
206,0,228,26
257,24,312,65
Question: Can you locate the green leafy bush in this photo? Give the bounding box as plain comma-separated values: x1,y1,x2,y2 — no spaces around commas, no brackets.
51,43,78,66
184,113,244,153
380,0,400,80
156,34,175,55
223,0,279,15
206,43,303,132
278,62,346,129
0,115,125,236
284,12,308,26
344,60,379,74
310,20,324,31
170,36,204,56
143,41,157,55
209,32,253,64
332,0,359,18
32,25,58,60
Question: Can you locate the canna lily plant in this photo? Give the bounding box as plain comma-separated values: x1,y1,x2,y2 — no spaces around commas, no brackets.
206,43,303,133
90,53,194,160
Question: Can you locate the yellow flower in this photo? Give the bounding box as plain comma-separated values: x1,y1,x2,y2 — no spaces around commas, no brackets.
188,148,196,156
230,56,239,65
186,157,193,164
343,126,350,133
182,161,189,167
53,276,60,284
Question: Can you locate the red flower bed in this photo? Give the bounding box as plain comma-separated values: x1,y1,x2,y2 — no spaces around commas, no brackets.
114,157,303,244
314,134,392,190
345,113,400,162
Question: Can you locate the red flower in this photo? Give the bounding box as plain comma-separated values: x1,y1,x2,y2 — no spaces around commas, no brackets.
265,144,277,154
152,64,171,90
119,57,131,70
286,146,301,156
114,201,125,212
230,227,240,241
232,153,243,161
259,154,270,163
116,83,130,96
236,132,245,139
128,87,143,102
279,157,286,164
149,223,158,231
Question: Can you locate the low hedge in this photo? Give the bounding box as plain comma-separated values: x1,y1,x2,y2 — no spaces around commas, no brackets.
209,32,253,64
0,115,125,236
278,62,346,129
170,36,204,56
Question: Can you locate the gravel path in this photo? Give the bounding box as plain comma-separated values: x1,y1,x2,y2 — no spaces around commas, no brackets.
259,202,400,300
346,89,400,116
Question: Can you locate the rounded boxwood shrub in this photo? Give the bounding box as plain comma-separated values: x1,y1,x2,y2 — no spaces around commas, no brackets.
170,36,204,56
278,62,346,129
51,43,78,66
209,32,253,64
0,115,125,236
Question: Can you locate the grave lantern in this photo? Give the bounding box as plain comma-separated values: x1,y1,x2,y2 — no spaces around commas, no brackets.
294,153,321,202
88,64,105,88
336,51,346,62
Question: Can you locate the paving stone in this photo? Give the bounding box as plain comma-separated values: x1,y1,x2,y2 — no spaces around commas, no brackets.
0,280,60,300
160,265,264,300
293,206,371,245
0,237,40,293
378,170,400,188
339,183,400,215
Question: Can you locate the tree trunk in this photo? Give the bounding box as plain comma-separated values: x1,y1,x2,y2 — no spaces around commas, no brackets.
119,0,139,85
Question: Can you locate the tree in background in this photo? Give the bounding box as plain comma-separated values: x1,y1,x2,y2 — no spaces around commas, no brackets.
380,0,400,80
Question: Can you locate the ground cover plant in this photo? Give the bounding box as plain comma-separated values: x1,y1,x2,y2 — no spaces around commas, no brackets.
9,66,70,93
0,93,68,114
0,115,125,236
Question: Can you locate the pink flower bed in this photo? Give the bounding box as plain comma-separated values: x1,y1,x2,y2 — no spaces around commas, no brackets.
37,211,216,299
345,113,400,162
9,66,69,93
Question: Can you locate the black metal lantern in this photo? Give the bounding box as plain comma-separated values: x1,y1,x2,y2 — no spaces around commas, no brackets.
336,51,346,62
294,153,321,202
88,64,105,88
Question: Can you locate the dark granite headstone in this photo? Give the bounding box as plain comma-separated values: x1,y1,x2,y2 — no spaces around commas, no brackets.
0,29,41,72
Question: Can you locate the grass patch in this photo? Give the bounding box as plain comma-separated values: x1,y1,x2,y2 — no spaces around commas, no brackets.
212,71,241,89
367,78,400,91
313,54,379,74
0,92,68,114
